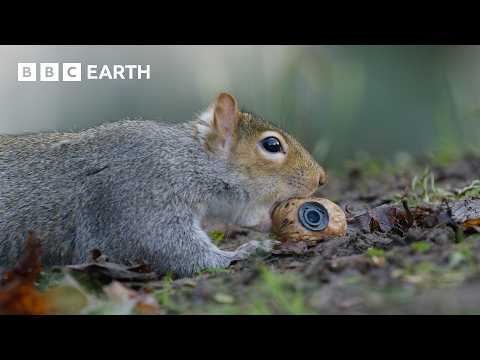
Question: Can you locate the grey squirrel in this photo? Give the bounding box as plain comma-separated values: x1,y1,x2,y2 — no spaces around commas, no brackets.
0,93,326,277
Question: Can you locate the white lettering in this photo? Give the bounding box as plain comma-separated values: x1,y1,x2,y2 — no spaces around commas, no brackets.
18,63,36,81
113,65,125,80
62,63,82,82
40,63,59,82
99,65,112,80
87,65,98,79
138,65,150,79
18,63,151,82
124,65,136,79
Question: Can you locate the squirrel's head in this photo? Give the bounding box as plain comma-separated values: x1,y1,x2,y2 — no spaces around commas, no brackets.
195,92,326,232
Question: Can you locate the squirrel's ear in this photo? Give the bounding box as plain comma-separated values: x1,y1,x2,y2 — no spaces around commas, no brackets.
213,92,239,140
195,92,240,152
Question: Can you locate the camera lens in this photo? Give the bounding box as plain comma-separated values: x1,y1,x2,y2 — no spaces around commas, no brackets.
298,202,329,231
306,209,321,224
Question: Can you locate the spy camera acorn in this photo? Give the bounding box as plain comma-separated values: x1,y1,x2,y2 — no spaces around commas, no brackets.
271,197,347,244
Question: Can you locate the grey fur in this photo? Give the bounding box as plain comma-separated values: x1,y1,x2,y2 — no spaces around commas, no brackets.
0,119,275,277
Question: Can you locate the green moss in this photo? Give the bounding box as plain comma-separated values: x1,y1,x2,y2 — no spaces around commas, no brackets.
251,266,312,315
153,273,178,312
366,247,385,258
410,241,432,254
199,267,231,275
208,230,225,246
197,265,314,315
455,180,480,199
391,169,480,206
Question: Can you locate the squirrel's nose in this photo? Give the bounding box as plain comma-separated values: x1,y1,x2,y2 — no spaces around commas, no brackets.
318,167,327,187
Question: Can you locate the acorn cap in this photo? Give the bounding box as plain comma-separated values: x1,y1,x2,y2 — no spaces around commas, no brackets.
271,197,347,244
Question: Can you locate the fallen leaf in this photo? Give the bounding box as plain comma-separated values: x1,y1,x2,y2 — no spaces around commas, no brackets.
447,199,480,230
0,231,47,315
64,249,158,282
349,203,413,233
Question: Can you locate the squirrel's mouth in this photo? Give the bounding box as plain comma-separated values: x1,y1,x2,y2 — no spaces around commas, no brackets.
236,200,286,233
238,203,281,233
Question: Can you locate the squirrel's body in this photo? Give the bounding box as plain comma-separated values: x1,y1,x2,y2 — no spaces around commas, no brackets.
0,93,325,277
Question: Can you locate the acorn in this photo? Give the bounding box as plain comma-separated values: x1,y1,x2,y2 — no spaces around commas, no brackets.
271,197,347,244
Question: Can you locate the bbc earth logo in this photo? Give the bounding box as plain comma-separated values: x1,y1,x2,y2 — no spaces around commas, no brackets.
17,63,151,82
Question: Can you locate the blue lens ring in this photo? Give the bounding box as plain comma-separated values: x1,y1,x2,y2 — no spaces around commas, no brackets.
298,202,329,231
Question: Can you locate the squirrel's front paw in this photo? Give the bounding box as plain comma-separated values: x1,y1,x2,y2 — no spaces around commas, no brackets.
232,239,280,261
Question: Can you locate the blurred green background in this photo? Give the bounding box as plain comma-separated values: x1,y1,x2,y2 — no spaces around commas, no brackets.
1,45,479,171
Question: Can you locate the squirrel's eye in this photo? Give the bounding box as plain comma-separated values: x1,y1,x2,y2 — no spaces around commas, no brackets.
261,137,283,153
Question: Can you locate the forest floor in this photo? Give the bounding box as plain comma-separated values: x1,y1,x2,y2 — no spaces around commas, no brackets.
3,153,480,314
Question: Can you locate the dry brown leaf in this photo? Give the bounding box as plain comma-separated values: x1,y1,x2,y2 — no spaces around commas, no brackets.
0,231,48,315
349,202,420,234
65,249,158,282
